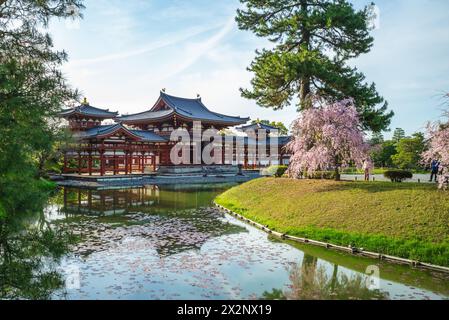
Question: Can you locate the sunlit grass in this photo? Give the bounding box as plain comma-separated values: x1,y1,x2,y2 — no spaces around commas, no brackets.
216,178,449,266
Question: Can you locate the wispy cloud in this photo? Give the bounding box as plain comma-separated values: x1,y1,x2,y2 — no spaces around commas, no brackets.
52,0,449,137
159,16,236,80
67,25,223,67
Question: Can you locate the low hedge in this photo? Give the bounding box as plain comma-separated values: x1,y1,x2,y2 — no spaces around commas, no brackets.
384,170,413,182
261,165,288,177
307,171,337,180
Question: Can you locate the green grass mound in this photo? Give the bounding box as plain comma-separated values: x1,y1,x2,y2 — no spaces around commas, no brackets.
215,178,449,267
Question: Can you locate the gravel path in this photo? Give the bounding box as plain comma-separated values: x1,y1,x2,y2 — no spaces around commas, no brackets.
341,173,437,184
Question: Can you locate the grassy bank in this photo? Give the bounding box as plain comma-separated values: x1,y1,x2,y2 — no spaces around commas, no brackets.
215,178,449,267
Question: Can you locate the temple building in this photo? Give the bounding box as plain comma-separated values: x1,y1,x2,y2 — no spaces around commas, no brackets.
60,91,290,176
117,91,249,132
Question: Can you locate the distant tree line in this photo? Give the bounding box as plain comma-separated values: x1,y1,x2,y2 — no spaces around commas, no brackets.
369,128,427,170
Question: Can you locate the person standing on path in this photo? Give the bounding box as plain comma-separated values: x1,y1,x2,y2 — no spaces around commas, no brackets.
363,160,371,181
430,160,440,182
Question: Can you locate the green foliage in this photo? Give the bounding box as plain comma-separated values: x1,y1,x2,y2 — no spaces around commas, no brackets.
236,0,393,131
383,170,413,182
369,132,384,145
0,201,5,220
0,2,79,297
262,165,288,177
307,171,337,180
370,140,397,168
392,133,426,170
261,288,286,300
392,127,406,143
0,0,82,218
215,178,449,266
0,204,73,299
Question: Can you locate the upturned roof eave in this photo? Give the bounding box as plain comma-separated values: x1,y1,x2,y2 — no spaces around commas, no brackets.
59,109,118,119
116,110,176,123
77,124,141,141
119,112,249,126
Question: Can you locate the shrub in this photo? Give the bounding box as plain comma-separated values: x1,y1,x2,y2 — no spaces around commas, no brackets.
0,201,5,219
307,171,336,180
383,170,413,182
261,165,288,177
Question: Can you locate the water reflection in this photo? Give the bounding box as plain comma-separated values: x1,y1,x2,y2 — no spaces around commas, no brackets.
53,185,247,258
263,256,389,300
61,186,161,216
57,184,237,217
0,202,71,299
3,184,448,300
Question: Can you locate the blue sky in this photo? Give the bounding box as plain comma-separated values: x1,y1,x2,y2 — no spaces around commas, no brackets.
49,0,449,137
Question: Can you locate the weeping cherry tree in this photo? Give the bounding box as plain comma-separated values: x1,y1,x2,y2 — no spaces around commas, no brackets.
287,98,371,181
422,97,449,189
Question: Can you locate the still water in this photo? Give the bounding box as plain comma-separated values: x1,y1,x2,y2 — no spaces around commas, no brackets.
44,184,448,300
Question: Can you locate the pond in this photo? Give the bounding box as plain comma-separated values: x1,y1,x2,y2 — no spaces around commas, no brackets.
30,184,449,299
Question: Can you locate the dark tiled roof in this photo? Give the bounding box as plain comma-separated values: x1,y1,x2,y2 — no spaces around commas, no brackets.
117,91,249,125
75,124,118,139
75,124,166,142
59,104,118,118
130,130,167,142
238,122,279,132
278,136,293,145
242,136,292,146
117,109,173,121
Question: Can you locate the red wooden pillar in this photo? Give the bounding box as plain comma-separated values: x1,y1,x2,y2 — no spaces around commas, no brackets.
137,153,141,172
100,151,105,176
221,142,225,165
244,146,248,169
141,152,145,173
161,145,172,165
125,152,129,175
113,150,118,175
88,152,93,176
129,152,134,174
152,155,156,171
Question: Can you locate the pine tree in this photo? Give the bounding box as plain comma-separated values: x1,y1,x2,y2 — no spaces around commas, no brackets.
370,132,384,145
392,132,425,170
0,0,84,300
392,127,406,143
0,0,84,214
236,0,393,132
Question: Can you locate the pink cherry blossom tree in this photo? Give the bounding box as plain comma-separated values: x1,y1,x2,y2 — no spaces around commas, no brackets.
287,98,371,181
421,101,449,190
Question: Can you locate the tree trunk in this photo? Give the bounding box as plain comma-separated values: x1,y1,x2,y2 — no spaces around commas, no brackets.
299,77,311,110
333,156,341,181
298,0,312,110
330,264,339,292
334,166,341,181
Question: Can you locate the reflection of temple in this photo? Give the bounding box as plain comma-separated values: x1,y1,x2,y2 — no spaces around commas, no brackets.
61,186,246,257
62,186,160,216
61,184,234,216
59,91,291,175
